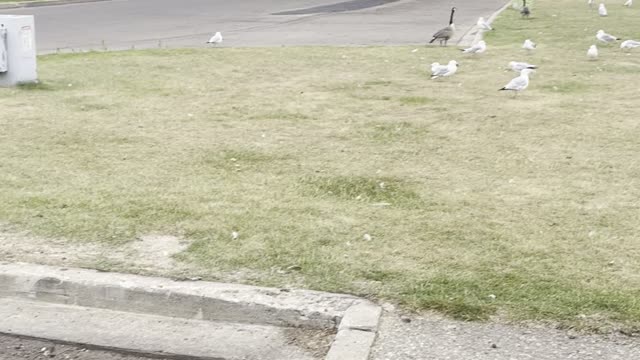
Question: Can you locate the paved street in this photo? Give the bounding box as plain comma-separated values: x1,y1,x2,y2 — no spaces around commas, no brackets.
371,312,640,360
0,333,154,360
2,0,507,53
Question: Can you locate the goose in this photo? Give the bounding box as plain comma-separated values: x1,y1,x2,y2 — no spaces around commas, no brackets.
477,17,493,31
587,45,599,59
461,41,487,54
624,0,632,7
430,60,459,79
207,32,223,45
599,3,608,16
521,0,531,17
509,61,537,72
500,69,535,94
596,30,620,43
522,39,537,50
429,7,456,46
621,40,640,49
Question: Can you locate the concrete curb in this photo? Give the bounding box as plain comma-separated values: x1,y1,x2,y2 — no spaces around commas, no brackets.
327,302,382,360
0,0,109,10
457,1,512,46
0,262,382,360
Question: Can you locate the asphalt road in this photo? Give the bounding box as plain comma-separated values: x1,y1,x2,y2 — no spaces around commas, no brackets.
371,312,640,360
0,333,154,360
1,0,507,53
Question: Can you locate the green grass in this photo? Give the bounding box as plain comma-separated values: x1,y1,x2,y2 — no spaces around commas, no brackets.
2,0,640,332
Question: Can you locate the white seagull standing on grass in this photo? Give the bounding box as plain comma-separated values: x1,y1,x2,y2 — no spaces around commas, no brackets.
599,3,608,16
430,60,459,79
509,61,537,72
597,30,620,43
499,69,535,94
522,39,536,50
207,32,223,45
587,45,599,59
461,41,487,54
621,40,640,49
477,17,493,31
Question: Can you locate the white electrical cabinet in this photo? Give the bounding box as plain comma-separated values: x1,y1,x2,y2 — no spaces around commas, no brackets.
0,15,37,87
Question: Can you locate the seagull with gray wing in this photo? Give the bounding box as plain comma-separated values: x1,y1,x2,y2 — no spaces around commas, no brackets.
596,29,619,44
509,61,537,72
499,69,535,95
621,40,640,49
461,41,487,54
430,60,459,79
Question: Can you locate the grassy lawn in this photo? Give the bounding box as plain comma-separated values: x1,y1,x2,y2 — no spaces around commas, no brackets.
1,0,640,332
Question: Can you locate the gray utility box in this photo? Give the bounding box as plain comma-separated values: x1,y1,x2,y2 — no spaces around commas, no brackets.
0,15,37,87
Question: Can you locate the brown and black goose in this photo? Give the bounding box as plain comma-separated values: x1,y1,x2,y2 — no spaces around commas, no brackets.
429,7,456,46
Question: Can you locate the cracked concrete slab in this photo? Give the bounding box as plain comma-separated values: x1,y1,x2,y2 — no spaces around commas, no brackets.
0,263,382,360
0,297,322,360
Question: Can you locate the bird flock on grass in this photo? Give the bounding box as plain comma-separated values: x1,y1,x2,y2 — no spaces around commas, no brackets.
428,0,640,95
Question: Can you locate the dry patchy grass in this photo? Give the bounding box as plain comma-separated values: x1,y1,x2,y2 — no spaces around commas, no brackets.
1,0,640,331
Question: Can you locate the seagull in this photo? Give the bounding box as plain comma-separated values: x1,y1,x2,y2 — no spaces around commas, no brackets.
499,69,535,94
596,30,620,43
430,60,459,79
461,41,487,54
523,39,537,50
509,61,537,72
588,0,594,7
477,17,493,31
207,32,223,45
599,3,608,16
624,0,632,7
587,45,599,59
621,39,640,49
